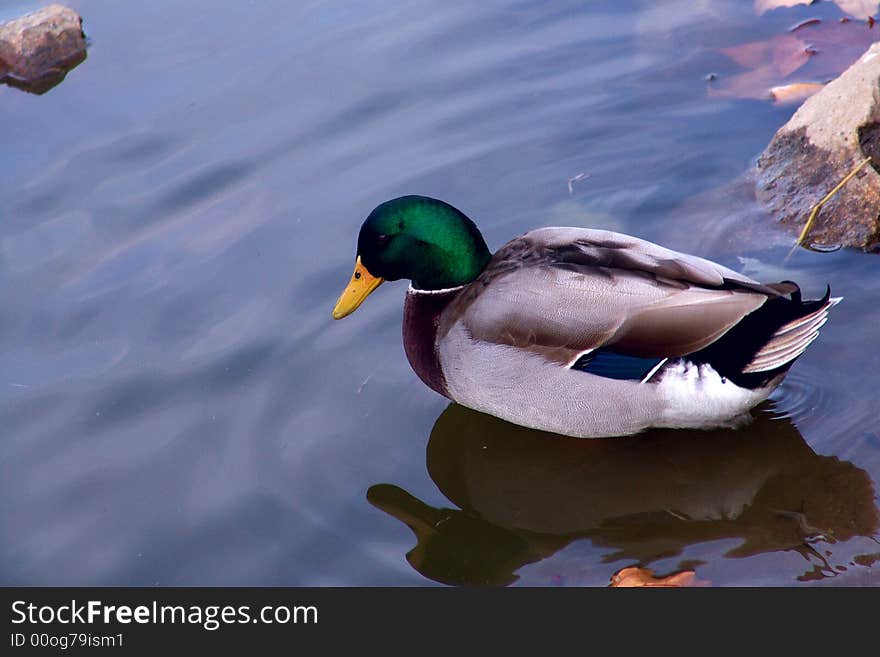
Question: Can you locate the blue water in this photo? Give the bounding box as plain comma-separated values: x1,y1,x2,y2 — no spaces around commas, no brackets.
1,0,878,585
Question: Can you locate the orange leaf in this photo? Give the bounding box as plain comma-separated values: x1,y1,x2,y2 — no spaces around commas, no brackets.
774,36,815,76
721,35,811,77
609,566,709,588
708,65,779,100
769,81,825,104
713,19,880,101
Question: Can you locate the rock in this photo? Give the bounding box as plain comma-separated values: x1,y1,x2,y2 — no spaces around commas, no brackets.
0,4,86,94
756,42,880,252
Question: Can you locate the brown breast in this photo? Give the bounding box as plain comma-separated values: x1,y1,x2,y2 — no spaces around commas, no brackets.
402,288,461,398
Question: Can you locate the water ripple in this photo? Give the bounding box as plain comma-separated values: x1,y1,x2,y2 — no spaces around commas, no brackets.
768,368,834,425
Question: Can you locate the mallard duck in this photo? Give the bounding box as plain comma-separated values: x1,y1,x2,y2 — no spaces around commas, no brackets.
333,195,838,438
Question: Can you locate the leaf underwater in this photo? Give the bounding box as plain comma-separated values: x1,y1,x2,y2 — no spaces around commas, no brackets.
769,81,826,104
609,567,709,588
711,18,880,101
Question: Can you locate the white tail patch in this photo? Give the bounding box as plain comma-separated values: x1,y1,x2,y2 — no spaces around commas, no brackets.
742,296,840,373
657,360,775,428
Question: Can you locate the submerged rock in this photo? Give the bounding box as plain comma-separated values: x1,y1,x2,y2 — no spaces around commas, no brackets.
756,42,880,252
0,4,86,94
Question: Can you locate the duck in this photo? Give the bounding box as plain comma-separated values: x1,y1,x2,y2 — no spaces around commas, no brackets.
332,195,838,439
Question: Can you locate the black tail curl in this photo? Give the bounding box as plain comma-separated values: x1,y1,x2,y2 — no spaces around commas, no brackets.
687,282,834,389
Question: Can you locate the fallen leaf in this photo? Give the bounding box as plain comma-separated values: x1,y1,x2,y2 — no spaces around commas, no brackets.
609,566,709,587
853,552,880,567
721,34,812,75
755,0,880,19
708,65,781,101
712,19,880,101
769,81,826,103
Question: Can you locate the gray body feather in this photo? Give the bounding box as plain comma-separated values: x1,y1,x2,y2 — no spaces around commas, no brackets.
403,228,835,438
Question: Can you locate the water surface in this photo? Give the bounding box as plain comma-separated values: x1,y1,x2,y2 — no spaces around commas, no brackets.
1,0,878,585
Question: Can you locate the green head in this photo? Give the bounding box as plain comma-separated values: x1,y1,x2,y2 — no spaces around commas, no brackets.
360,196,491,288
333,196,491,318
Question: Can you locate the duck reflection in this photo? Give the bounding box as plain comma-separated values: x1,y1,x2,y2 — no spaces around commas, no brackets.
368,404,878,586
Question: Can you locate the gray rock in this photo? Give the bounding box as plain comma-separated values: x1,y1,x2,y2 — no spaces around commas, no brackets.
756,42,880,252
0,4,86,94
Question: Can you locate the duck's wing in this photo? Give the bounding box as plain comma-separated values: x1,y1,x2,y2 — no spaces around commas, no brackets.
453,228,772,365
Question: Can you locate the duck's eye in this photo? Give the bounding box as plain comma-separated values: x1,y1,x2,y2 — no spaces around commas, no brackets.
354,272,361,280
376,233,390,246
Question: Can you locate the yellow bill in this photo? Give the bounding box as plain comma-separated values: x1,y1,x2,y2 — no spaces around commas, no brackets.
332,256,384,319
